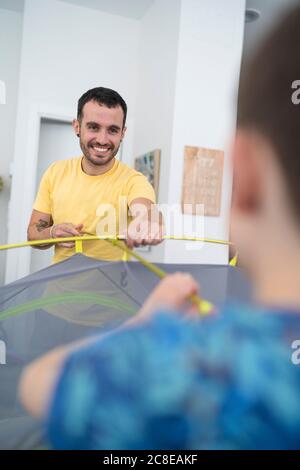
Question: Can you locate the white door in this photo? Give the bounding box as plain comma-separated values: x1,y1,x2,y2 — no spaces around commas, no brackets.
30,118,81,274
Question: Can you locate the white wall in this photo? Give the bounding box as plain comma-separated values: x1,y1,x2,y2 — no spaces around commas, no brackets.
6,0,140,282
132,0,181,262
164,0,245,264
0,7,23,285
133,0,245,266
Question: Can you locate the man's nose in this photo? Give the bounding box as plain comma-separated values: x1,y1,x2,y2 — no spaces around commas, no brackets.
96,129,109,144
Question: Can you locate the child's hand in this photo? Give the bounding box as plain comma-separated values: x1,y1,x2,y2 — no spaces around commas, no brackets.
127,273,200,326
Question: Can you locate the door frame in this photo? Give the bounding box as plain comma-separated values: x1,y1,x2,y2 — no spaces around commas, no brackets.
5,104,74,283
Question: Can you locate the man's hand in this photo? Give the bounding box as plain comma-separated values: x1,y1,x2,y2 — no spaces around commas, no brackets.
28,210,84,250
124,199,164,249
51,223,84,248
126,273,200,326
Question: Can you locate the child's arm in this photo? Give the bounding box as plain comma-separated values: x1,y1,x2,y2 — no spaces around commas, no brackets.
19,273,200,419
19,335,100,419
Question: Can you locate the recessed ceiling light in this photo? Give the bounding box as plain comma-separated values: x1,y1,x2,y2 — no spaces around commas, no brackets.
245,8,261,23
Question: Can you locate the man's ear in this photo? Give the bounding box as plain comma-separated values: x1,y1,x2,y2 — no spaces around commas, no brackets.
121,126,127,141
72,119,80,137
232,129,262,214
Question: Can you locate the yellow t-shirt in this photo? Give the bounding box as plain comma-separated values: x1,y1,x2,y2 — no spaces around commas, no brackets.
33,157,156,263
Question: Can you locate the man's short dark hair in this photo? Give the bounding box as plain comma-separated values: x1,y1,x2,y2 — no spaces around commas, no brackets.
237,5,300,220
77,87,127,128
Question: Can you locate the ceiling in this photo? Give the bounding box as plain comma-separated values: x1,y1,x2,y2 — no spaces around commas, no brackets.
1,0,299,45
0,0,24,12
0,0,154,19
57,0,154,19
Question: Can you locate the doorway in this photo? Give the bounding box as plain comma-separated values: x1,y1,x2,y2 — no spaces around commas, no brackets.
30,118,80,273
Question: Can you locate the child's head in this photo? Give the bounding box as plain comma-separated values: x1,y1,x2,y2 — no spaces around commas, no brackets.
231,6,300,281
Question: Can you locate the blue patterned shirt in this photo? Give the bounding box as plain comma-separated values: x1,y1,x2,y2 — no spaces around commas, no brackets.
46,303,300,449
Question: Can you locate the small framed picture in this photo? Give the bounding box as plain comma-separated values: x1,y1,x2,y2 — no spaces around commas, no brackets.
134,149,161,197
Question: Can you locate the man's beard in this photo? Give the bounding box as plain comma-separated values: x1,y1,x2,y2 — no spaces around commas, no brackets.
80,141,120,166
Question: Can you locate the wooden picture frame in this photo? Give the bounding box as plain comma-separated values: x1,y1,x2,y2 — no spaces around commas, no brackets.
182,146,224,217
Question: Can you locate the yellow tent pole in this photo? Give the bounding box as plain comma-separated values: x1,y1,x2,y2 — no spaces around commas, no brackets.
0,234,237,313
0,234,235,251
0,235,99,251
0,235,216,315
75,239,83,253
0,234,238,266
163,235,238,266
107,239,213,316
163,235,233,245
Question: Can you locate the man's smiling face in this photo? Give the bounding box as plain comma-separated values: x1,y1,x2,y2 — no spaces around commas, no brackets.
75,100,126,167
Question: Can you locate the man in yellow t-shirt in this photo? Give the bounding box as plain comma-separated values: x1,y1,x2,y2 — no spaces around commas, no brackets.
27,87,163,263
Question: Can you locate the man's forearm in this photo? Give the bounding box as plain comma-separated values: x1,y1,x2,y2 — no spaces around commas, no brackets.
27,221,54,250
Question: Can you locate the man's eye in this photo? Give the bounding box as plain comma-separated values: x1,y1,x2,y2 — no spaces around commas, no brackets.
88,125,98,130
109,128,118,134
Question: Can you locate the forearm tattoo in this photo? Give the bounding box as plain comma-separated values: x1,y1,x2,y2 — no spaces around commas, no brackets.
35,219,50,233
